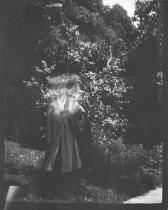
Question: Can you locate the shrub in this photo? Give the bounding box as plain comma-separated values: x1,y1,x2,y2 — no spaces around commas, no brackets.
5,140,45,169
80,58,129,140
86,138,162,194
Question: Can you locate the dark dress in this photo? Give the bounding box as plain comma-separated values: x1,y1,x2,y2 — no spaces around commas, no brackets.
42,103,85,174
31,102,90,195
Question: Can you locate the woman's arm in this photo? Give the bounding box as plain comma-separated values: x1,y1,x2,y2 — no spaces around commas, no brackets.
68,105,86,137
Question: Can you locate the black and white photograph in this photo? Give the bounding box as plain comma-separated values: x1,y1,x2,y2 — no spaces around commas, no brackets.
0,0,168,209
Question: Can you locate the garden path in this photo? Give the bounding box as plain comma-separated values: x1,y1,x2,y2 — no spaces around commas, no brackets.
124,187,162,203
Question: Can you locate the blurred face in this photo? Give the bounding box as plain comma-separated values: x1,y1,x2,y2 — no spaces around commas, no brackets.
50,86,66,101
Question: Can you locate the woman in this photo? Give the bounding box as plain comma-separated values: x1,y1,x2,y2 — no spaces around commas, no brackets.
41,74,86,193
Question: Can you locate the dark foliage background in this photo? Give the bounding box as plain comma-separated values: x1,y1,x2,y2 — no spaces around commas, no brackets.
3,0,162,198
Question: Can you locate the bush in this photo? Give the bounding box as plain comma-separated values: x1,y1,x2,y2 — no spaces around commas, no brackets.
86,138,162,195
5,138,162,196
80,58,129,141
5,140,45,169
78,57,130,174
141,167,161,190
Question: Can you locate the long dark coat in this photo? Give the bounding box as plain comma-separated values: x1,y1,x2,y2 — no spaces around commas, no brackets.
42,103,86,173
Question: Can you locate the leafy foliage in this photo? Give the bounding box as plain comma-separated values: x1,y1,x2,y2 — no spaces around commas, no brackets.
123,0,162,147
23,21,129,150
133,0,159,39
4,0,137,147
103,4,137,56
3,1,162,195
5,139,162,197
80,58,129,143
86,137,162,194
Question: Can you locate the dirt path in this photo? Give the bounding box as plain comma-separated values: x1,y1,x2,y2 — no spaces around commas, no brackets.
124,187,162,203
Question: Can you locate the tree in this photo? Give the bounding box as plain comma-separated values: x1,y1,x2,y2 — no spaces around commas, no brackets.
3,0,132,151
64,0,115,44
123,0,161,147
104,4,137,55
2,0,47,147
80,57,129,141
133,0,159,40
73,0,103,13
20,0,131,150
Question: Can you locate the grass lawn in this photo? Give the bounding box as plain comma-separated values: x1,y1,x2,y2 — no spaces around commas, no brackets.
4,140,160,203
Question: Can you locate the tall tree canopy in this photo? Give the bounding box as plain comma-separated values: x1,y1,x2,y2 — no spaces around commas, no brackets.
3,0,162,149
124,0,161,147
3,0,134,149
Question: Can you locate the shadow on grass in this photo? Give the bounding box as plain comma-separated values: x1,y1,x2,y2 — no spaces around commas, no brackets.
83,168,161,199
4,140,162,203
